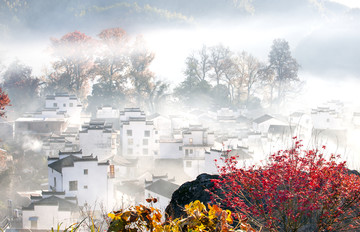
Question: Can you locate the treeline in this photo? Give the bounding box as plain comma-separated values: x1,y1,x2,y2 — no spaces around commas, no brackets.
175,40,300,109
0,27,301,119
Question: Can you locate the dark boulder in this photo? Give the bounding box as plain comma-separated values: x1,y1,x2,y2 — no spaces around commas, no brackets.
165,173,220,220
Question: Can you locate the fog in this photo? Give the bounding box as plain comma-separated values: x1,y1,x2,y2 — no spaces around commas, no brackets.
1,0,360,230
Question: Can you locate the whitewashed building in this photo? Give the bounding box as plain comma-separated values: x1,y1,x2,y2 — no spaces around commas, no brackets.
79,120,118,161
182,125,215,179
47,150,115,209
45,93,82,119
120,108,157,158
252,114,287,134
22,193,78,231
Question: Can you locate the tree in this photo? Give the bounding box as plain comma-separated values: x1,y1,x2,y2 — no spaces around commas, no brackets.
1,60,40,118
0,87,10,117
209,44,233,86
268,39,300,105
46,31,95,100
87,28,130,112
184,45,211,82
127,36,156,107
235,52,267,106
211,140,360,231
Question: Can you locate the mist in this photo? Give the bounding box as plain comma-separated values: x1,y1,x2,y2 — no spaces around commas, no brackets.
1,0,360,230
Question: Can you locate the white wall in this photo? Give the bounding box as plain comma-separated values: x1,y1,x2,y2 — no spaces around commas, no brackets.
22,205,76,230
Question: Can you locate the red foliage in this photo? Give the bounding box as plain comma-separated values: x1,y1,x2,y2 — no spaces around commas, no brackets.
211,140,360,231
0,87,10,117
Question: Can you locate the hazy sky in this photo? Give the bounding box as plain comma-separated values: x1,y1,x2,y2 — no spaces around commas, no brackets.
331,0,360,8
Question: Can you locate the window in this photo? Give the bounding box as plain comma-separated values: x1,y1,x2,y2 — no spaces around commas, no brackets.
84,185,88,189
53,103,57,107
69,181,78,191
127,148,133,155
190,149,193,154
63,103,66,107
326,118,330,123
155,131,158,134
127,130,132,136
189,138,193,144
144,130,150,137
70,103,73,107
54,177,56,188
179,146,182,151
84,169,88,175
128,138,133,145
143,139,148,145
186,161,192,168
185,149,189,156
143,148,148,155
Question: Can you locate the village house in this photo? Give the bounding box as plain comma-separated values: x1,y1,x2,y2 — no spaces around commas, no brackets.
79,120,118,161
252,114,287,134
120,108,158,158
182,125,215,179
47,150,116,209
22,192,78,231
96,106,120,129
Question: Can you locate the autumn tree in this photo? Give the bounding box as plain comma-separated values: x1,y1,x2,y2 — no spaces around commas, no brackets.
127,36,156,107
233,51,267,107
87,28,130,112
268,39,300,105
46,31,95,100
0,88,10,118
211,140,360,231
1,60,40,118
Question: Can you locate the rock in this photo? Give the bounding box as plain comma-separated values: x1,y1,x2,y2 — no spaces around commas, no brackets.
165,173,220,220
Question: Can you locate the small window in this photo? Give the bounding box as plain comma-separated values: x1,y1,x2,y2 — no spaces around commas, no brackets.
143,139,148,145
63,103,66,107
84,169,88,175
53,103,57,107
143,148,148,155
127,148,133,155
186,161,192,168
155,131,158,134
326,118,330,123
84,185,88,189
185,149,189,156
189,138,193,144
154,151,158,155
127,130,132,136
69,181,78,191
70,103,74,107
179,146,182,151
144,130,150,137
190,149,193,154
128,138,133,145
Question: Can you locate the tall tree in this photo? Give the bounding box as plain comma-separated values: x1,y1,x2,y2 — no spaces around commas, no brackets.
88,28,130,111
209,44,232,86
235,51,267,106
1,60,40,118
184,45,211,82
128,36,155,107
46,31,95,100
268,39,300,104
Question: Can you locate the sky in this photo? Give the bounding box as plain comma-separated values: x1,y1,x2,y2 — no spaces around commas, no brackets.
331,0,360,8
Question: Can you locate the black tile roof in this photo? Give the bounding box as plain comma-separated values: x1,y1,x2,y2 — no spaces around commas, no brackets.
22,195,78,212
145,179,179,199
48,155,98,173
